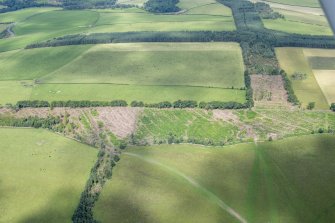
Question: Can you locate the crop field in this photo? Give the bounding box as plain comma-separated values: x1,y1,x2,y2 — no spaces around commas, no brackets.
94,134,335,223
313,70,335,104
276,47,330,109
0,42,246,104
0,128,97,223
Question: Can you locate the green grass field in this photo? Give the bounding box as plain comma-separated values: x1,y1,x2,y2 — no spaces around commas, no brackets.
263,18,332,36
39,43,245,88
94,134,335,223
276,47,329,109
29,84,246,104
265,0,320,8
0,43,245,104
0,128,97,223
0,6,234,52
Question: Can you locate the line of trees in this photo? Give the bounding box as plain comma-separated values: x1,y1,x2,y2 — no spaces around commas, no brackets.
13,99,251,110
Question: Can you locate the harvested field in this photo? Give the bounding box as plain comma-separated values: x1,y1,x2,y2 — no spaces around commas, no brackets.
250,75,288,106
313,70,335,104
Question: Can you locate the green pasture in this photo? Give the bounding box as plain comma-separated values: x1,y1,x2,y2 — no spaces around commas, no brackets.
30,84,246,104
0,128,97,223
0,6,235,52
39,43,245,88
185,3,232,16
0,23,7,32
0,9,98,52
116,0,147,6
265,0,320,8
276,47,329,109
0,81,33,105
263,18,332,36
95,134,335,223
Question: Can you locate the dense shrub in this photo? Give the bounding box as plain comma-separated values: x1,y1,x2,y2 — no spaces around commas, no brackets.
0,116,61,129
131,101,144,107
199,101,246,109
16,100,50,108
173,100,198,108
280,70,300,105
145,101,172,108
331,103,335,112
144,0,180,13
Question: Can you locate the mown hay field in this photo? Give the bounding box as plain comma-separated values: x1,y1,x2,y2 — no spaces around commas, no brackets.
0,128,97,223
94,134,335,223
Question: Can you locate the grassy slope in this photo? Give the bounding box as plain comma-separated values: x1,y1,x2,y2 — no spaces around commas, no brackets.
0,9,98,52
40,43,245,88
30,84,246,104
0,128,97,223
0,81,33,104
95,134,335,223
276,47,329,109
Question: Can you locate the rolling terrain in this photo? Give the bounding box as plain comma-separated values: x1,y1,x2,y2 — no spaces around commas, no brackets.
0,128,97,223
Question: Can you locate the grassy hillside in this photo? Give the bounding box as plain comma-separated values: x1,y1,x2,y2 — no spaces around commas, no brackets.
0,128,97,223
39,43,245,88
0,43,246,104
276,47,330,109
0,6,234,52
94,134,335,223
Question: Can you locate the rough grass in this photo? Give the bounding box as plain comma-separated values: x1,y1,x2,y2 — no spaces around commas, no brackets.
0,128,97,223
40,43,245,88
30,84,246,104
275,47,329,109
94,134,335,223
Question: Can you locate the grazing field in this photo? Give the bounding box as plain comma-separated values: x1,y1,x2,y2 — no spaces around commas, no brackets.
276,47,329,109
90,7,234,33
0,6,234,52
94,134,335,223
0,81,33,104
30,84,246,104
0,128,97,223
40,43,245,88
116,0,147,6
0,43,246,104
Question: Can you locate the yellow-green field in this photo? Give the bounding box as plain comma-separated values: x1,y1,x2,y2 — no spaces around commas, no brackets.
313,70,335,104
94,134,335,223
276,47,330,109
0,128,97,223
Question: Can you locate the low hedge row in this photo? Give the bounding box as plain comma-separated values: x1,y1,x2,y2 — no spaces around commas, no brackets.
15,99,249,110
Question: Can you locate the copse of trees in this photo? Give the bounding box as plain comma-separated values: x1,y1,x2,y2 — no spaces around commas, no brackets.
144,0,180,13
331,103,335,112
61,0,117,9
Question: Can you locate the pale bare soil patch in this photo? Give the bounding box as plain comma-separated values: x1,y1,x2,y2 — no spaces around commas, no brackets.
96,107,143,138
251,75,289,107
